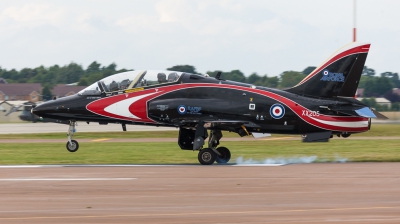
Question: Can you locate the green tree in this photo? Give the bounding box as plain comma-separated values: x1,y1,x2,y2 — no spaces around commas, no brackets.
226,70,246,82
247,73,261,84
358,75,371,88
391,102,400,111
364,78,376,97
206,70,246,82
279,71,306,88
361,98,377,108
253,75,279,88
302,66,316,75
362,66,375,76
265,76,279,88
375,76,393,95
86,61,101,74
375,104,388,112
0,62,131,88
381,72,400,88
105,63,117,71
57,63,84,84
42,85,53,101
77,78,89,86
19,68,37,83
364,76,393,97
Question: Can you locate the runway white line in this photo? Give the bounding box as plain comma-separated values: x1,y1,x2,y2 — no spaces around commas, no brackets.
233,164,284,166
0,164,285,168
0,178,136,181
0,165,45,168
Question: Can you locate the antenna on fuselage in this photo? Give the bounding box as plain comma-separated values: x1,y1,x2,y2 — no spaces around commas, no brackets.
215,72,222,80
353,0,357,42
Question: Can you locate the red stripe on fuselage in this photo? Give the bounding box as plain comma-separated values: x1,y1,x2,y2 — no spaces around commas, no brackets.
296,44,370,86
86,83,368,132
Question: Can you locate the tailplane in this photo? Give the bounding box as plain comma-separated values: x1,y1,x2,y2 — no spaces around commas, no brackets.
286,42,370,98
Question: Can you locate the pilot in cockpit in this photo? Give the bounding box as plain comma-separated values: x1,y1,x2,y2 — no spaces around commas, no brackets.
168,72,179,82
109,81,119,91
157,73,167,83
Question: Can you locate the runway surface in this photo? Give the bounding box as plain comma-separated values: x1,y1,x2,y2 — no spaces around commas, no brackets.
0,123,176,134
1,163,400,223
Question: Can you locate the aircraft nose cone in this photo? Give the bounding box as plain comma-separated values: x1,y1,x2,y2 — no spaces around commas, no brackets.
31,106,39,116
31,103,46,117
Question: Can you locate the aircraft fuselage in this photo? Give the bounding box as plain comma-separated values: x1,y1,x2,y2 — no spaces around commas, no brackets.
33,73,369,136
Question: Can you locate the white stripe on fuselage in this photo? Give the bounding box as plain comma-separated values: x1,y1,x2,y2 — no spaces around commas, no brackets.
104,92,160,119
310,117,368,128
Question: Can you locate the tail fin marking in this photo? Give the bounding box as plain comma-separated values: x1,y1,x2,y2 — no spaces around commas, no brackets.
287,42,370,98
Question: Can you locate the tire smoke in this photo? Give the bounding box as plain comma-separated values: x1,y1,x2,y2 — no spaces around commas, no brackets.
235,155,348,165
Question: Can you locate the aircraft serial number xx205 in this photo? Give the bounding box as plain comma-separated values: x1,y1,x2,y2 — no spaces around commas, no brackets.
32,42,386,165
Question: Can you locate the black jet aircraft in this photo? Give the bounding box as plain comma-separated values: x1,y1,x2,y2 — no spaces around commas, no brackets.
32,42,386,165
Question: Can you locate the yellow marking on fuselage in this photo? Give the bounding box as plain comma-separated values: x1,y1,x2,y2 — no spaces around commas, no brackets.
124,87,144,93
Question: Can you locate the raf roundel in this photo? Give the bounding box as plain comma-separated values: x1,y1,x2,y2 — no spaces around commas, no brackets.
177,105,186,114
322,69,329,76
270,103,285,119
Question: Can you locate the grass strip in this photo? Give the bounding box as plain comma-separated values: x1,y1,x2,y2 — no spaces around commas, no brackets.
0,124,399,139
0,139,399,164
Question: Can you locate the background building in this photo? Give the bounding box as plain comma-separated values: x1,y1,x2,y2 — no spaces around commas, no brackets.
0,83,42,102
52,84,87,98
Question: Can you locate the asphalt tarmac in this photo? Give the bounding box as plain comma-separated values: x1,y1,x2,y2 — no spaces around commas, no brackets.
0,123,176,134
0,163,400,223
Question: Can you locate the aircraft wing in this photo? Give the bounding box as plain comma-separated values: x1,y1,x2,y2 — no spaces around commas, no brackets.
202,119,261,128
203,120,248,124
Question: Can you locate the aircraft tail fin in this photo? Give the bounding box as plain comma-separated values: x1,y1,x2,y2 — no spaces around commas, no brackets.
286,42,370,98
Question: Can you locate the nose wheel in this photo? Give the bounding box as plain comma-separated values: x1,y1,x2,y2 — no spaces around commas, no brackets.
66,120,79,152
66,140,79,152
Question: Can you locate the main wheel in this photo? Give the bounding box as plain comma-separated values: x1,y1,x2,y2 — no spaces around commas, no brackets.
198,148,216,165
215,147,231,164
341,133,351,138
66,140,79,152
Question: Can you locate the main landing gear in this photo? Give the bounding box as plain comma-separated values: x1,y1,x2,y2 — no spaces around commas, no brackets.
66,120,79,152
197,130,231,165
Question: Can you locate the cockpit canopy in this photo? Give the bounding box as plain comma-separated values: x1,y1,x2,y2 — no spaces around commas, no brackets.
79,70,183,95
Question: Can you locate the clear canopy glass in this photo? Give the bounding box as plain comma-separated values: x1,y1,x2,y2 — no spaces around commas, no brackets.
79,70,183,95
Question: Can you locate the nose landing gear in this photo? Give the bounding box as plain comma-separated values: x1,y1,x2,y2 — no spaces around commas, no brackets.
66,121,79,152
66,140,79,152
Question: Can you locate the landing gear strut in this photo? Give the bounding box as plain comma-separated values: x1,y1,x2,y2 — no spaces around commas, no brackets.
197,129,231,165
66,120,79,152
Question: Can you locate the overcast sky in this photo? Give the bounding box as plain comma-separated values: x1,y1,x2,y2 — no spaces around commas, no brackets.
0,0,398,77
